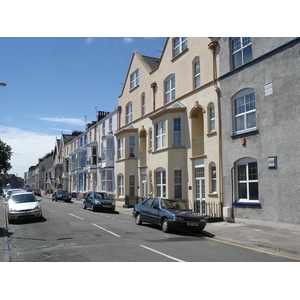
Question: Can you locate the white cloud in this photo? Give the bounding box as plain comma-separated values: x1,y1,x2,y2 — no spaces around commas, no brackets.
123,37,133,44
85,37,95,44
39,117,85,126
0,126,57,177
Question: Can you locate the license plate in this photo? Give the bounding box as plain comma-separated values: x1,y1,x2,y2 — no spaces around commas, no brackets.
103,205,111,208
187,222,199,226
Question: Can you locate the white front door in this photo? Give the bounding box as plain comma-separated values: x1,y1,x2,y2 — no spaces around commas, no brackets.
195,167,205,215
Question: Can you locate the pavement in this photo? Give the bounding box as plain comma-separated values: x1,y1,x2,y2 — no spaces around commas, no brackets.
1,195,300,262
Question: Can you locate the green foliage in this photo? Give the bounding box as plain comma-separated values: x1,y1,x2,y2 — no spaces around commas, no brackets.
0,139,12,174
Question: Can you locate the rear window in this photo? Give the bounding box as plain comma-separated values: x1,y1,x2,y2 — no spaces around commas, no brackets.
11,194,37,203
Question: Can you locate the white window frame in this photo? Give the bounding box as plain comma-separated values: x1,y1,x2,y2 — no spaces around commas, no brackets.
129,135,135,158
118,174,124,197
156,168,166,198
156,120,166,150
165,75,175,104
211,163,217,193
173,37,188,57
194,57,200,88
126,102,132,124
118,138,124,159
109,117,113,132
130,69,139,89
141,93,146,116
231,37,252,69
209,103,216,132
173,117,181,147
233,89,256,134
235,158,259,203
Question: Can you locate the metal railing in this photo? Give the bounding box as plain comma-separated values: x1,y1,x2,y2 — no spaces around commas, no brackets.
194,200,223,218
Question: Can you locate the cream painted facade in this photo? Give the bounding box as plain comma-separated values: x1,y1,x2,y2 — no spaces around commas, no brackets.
116,37,221,214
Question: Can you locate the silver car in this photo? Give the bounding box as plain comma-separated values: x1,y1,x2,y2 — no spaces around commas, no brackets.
6,192,42,223
5,189,24,200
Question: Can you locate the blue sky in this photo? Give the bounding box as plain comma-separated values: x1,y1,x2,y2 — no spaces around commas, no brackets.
0,1,295,178
0,37,167,177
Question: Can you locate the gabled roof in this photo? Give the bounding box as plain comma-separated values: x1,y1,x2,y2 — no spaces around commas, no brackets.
118,48,163,98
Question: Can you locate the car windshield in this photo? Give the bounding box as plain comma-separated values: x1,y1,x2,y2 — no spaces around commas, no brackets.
57,190,68,194
94,193,112,200
11,194,38,203
161,199,191,211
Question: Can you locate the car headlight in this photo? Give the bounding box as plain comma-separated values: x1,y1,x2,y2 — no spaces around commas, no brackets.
9,207,17,212
95,200,100,204
33,205,41,211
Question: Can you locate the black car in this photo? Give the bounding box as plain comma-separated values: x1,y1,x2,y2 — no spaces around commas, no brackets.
83,191,115,213
52,190,71,202
133,198,207,233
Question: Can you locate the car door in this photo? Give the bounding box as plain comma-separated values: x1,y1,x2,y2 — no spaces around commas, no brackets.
86,192,93,208
147,199,161,225
139,198,153,222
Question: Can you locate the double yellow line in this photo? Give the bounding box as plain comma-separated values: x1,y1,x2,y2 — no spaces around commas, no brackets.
203,236,300,261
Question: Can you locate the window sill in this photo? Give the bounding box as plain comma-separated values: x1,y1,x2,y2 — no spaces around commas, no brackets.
129,84,139,93
233,201,261,206
231,129,259,139
171,48,189,62
207,131,217,137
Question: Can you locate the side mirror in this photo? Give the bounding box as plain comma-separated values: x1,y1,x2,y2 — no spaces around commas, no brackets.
37,198,42,202
153,205,159,210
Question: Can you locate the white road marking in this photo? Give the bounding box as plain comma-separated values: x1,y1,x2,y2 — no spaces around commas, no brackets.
140,245,185,262
92,223,121,238
68,213,84,220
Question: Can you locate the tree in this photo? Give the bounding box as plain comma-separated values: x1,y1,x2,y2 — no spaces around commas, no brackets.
0,139,12,174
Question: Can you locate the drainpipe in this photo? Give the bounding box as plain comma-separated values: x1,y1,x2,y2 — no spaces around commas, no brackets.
208,39,223,218
150,81,157,111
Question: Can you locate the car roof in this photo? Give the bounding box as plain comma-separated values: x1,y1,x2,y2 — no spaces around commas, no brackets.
11,191,35,196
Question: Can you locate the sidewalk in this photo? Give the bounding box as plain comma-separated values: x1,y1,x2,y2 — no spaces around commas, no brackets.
2,196,300,261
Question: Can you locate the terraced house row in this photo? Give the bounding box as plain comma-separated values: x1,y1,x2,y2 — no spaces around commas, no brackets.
25,37,300,230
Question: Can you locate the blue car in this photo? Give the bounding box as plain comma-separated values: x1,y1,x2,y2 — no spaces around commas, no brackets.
133,198,207,233
83,191,115,213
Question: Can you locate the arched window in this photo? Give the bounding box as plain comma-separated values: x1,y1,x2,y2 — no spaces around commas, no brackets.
141,93,146,116
233,89,256,134
235,157,259,202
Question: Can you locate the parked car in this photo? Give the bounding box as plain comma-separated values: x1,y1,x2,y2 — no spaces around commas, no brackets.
133,198,208,233
83,191,115,213
6,192,42,223
5,189,25,201
52,190,71,202
33,189,41,196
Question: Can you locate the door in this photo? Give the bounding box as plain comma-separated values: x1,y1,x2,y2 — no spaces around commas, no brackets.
141,169,148,199
195,167,205,215
148,198,161,225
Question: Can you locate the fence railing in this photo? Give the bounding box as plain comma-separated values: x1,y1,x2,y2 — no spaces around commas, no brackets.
194,200,223,218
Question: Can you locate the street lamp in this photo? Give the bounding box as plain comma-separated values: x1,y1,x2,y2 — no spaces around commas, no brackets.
0,83,6,87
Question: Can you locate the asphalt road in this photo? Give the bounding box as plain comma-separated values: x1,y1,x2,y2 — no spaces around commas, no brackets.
6,197,296,262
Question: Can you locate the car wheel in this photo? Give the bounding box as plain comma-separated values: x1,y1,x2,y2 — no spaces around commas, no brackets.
162,218,170,233
135,213,143,225
91,204,95,211
83,202,86,209
52,197,54,201
55,197,57,202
